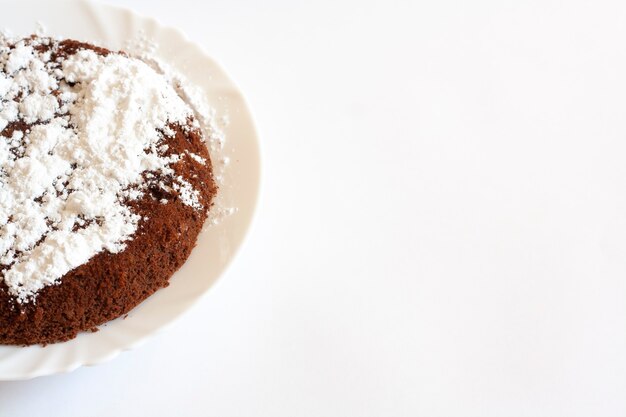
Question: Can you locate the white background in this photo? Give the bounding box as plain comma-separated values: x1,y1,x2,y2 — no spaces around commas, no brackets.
2,0,626,415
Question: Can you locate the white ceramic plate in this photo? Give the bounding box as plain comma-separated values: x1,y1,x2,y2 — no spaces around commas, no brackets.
0,0,260,380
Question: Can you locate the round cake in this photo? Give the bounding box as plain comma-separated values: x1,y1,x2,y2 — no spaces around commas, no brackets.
0,35,217,345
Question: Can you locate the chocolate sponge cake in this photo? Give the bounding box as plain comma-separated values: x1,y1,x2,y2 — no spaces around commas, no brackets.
0,36,217,345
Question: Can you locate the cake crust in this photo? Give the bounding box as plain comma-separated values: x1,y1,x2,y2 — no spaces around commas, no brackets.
0,38,217,345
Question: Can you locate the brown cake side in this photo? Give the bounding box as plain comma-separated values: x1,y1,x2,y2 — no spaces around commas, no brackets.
0,39,217,345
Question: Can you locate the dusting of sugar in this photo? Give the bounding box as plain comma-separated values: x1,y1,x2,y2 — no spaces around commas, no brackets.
126,42,235,228
186,150,206,165
172,176,202,209
209,206,238,225
172,81,234,227
0,36,206,303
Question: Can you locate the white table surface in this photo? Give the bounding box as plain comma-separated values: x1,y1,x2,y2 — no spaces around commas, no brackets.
2,0,626,415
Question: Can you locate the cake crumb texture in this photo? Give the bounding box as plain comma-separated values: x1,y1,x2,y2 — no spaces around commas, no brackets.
0,36,217,345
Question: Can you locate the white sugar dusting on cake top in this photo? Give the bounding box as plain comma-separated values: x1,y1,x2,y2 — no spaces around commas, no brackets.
122,32,235,228
0,35,209,303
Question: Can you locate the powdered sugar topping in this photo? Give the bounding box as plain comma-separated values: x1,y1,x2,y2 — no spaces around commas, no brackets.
0,37,206,303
